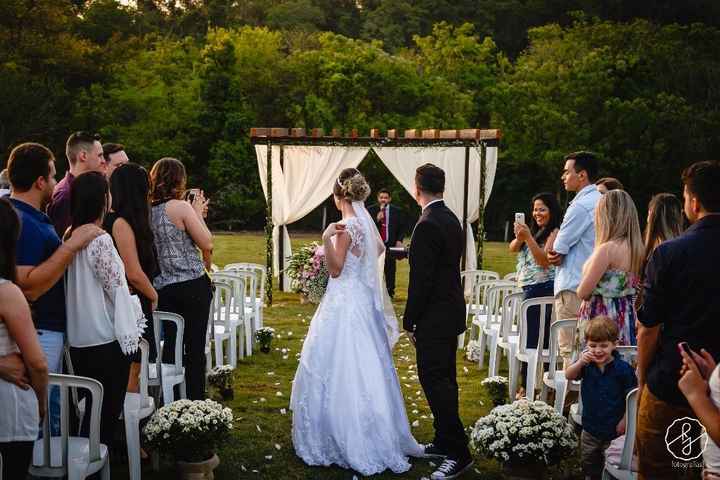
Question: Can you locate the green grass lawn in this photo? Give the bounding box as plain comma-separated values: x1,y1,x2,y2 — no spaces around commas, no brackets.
131,232,579,479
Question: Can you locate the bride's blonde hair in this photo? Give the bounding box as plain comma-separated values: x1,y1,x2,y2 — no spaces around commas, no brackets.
594,190,644,275
333,168,370,202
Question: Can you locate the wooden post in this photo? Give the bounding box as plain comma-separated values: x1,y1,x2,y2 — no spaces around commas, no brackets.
461,146,470,270
477,142,487,270
278,145,285,292
265,140,273,305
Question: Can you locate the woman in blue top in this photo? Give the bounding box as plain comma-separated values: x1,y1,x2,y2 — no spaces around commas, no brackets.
510,193,562,392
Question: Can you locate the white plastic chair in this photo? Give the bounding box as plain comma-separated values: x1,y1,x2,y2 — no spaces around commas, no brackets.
213,271,254,356
540,319,581,414
30,373,110,480
458,271,500,348
151,311,187,405
503,272,518,282
509,296,555,400
211,280,244,367
602,388,639,480
224,263,265,332
124,339,155,480
476,282,520,369
489,291,523,376
225,262,267,307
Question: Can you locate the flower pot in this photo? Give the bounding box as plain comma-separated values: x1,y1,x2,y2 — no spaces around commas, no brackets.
177,453,220,480
220,387,234,400
260,344,271,353
502,462,547,480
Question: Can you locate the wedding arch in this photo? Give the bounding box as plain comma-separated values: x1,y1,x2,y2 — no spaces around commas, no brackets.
250,128,501,304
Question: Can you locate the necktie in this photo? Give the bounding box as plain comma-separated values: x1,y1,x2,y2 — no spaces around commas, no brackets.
380,206,387,242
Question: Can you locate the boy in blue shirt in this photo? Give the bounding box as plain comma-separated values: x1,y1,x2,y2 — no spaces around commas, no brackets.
565,315,637,479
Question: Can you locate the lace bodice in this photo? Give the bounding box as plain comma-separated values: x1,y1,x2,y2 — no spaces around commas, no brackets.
334,217,365,278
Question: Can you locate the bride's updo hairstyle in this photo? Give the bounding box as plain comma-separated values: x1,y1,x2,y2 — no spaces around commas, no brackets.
333,168,371,202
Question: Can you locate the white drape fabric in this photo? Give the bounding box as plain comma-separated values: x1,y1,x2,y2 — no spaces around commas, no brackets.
373,146,498,272
255,145,369,290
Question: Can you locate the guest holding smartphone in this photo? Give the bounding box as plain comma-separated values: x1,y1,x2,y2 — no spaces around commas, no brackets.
510,193,562,392
149,158,213,400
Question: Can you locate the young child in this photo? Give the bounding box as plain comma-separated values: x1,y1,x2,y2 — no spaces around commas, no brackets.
565,315,637,480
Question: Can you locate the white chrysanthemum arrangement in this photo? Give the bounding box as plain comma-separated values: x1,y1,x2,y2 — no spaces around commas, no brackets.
144,399,233,462
466,340,482,362
471,399,577,467
481,376,508,406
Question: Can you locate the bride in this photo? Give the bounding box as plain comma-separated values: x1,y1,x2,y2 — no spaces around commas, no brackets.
290,168,423,475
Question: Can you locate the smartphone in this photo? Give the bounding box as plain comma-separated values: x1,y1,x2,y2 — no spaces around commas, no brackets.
186,188,200,203
678,341,693,357
515,212,525,225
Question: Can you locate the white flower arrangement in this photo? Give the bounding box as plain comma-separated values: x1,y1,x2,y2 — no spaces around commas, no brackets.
466,340,482,362
255,326,276,345
481,376,509,386
144,399,233,462
471,399,577,467
207,365,234,390
481,376,509,406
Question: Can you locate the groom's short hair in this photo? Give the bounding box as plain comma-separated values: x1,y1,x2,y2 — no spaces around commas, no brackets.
416,163,445,194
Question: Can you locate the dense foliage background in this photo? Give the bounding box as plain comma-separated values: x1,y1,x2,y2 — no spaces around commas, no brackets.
2,1,719,236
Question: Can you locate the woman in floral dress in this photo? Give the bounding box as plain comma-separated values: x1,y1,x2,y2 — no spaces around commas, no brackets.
577,190,644,347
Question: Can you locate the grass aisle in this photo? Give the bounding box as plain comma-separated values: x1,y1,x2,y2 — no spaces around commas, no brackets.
132,233,577,479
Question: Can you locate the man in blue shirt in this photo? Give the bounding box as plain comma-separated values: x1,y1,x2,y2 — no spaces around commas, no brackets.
548,151,602,364
6,142,102,432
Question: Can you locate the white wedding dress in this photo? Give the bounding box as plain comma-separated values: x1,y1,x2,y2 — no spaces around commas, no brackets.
290,203,422,476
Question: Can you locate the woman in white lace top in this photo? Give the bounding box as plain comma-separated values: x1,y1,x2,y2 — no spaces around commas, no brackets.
0,198,48,479
64,172,145,449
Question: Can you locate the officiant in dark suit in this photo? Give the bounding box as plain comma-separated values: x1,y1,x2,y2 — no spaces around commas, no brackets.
368,188,408,298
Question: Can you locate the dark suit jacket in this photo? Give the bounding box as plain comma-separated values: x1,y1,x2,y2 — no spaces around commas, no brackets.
368,203,407,246
403,201,466,339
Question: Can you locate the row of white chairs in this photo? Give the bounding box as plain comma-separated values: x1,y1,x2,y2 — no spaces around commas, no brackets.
207,263,266,370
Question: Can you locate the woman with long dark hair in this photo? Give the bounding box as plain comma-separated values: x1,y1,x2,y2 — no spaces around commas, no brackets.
0,198,48,479
106,163,159,392
65,172,144,449
635,193,684,311
149,157,213,400
509,192,562,393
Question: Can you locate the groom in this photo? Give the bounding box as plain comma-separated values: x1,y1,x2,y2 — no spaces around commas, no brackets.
404,164,473,479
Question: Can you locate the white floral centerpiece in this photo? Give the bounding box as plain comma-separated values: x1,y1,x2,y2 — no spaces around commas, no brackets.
481,375,508,406
255,326,276,353
466,339,482,362
471,399,577,479
144,399,233,466
208,365,235,400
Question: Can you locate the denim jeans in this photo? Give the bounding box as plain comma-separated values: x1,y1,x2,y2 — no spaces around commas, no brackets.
37,330,64,436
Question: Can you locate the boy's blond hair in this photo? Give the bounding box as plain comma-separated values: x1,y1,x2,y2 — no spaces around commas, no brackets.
584,316,619,343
